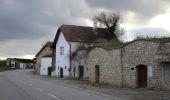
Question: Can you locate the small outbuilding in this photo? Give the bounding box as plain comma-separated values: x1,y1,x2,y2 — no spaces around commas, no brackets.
35,42,53,75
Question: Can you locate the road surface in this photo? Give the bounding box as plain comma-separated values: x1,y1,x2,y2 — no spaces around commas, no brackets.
0,70,117,100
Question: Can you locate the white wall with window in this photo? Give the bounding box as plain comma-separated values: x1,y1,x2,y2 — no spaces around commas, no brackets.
55,32,70,77
54,32,81,78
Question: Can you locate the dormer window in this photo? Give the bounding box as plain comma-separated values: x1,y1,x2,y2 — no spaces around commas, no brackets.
60,47,64,55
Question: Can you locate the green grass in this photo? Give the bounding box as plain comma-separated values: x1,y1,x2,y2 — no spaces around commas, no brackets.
100,37,170,49
100,41,126,49
0,60,16,72
0,66,13,72
135,36,170,43
147,37,170,43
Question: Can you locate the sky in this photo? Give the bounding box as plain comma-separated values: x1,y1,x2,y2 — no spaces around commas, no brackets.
0,0,170,60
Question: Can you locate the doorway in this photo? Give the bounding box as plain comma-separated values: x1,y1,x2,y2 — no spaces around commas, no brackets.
60,67,64,78
136,65,147,88
95,65,100,83
78,65,84,80
162,63,170,89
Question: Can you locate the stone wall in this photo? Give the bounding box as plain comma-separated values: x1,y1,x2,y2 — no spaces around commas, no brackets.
122,40,159,88
87,48,122,86
87,40,170,90
71,50,89,80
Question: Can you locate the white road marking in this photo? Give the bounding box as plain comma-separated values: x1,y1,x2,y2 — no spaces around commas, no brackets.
47,93,57,98
36,88,43,92
36,87,64,100
47,93,64,100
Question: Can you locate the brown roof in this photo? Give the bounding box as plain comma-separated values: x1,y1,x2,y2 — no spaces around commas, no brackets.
52,25,118,47
35,41,53,57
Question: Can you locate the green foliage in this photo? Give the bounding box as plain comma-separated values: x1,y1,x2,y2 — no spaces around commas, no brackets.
0,66,12,72
147,37,170,43
100,37,170,49
0,60,14,72
0,60,6,66
100,41,126,49
135,36,170,43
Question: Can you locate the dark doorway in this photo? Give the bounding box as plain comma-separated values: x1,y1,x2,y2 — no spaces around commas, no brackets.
136,65,147,88
78,65,84,80
60,67,64,78
48,67,52,76
95,65,100,83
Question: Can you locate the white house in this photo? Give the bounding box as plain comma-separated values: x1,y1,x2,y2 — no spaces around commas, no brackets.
20,63,26,69
51,24,118,78
35,41,53,75
40,57,52,75
6,58,35,69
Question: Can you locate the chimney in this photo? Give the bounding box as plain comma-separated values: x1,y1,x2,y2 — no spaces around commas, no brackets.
93,21,98,35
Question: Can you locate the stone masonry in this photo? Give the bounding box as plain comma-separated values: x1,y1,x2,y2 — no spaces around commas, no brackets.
87,40,170,90
71,49,89,80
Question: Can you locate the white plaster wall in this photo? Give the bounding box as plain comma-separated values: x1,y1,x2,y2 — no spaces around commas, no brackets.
40,57,52,75
20,63,24,69
55,32,70,77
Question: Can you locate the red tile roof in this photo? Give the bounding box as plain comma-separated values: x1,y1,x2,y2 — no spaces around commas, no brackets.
52,25,118,47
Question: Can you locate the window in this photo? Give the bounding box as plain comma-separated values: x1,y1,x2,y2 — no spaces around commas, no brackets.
60,47,64,55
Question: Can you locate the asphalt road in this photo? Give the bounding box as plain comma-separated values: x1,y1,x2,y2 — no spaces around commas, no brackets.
0,70,116,100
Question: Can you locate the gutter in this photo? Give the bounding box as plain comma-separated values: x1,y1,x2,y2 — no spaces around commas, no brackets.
68,41,72,77
120,48,123,87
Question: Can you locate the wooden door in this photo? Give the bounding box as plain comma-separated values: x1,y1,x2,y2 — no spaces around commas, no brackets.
137,65,147,88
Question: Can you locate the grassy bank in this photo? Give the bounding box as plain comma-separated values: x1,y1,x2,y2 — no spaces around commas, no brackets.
0,66,13,72
0,60,15,72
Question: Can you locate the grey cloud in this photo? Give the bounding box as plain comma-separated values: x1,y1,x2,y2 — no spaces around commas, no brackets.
0,0,91,42
1,0,170,59
0,0,92,59
85,0,168,21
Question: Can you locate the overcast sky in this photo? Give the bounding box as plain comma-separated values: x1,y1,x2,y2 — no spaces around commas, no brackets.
0,0,170,59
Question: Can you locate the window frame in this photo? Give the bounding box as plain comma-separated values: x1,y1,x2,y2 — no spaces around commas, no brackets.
60,47,64,55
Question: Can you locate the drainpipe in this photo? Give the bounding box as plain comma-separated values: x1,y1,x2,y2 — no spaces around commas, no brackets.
120,48,123,87
52,48,56,77
68,42,72,78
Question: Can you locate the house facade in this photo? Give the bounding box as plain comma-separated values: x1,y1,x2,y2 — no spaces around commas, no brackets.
40,57,52,75
35,42,53,75
51,25,116,78
87,40,170,90
6,58,35,69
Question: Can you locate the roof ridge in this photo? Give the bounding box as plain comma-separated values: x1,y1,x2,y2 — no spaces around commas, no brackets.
61,24,93,28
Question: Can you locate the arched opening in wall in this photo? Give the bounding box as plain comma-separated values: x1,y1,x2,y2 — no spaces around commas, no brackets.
95,65,100,83
78,65,84,80
136,64,147,88
60,67,64,78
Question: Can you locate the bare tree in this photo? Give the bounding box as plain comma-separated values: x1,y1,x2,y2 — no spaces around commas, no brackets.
93,11,125,40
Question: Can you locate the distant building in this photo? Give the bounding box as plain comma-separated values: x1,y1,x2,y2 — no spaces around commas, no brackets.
35,42,53,75
6,58,35,69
